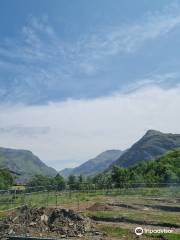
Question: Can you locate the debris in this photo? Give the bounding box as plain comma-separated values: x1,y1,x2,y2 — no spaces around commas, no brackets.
0,206,94,239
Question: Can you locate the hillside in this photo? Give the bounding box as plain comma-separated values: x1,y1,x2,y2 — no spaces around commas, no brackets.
0,147,57,183
110,148,180,186
112,130,180,168
60,150,123,178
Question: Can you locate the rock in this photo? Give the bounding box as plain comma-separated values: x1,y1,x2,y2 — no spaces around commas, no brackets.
40,214,48,224
12,216,18,223
8,229,15,235
78,233,83,237
29,221,36,226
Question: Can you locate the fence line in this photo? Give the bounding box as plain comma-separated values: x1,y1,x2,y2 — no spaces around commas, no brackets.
0,184,180,213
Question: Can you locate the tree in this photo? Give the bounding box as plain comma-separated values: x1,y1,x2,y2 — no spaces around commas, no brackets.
26,174,52,191
164,169,178,184
67,175,77,190
111,165,130,188
54,174,66,190
77,175,85,190
0,169,14,189
93,173,112,189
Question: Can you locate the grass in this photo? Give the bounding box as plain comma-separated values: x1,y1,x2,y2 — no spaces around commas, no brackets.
0,187,179,212
97,225,133,239
0,187,179,214
87,208,180,226
163,233,180,240
147,233,180,240
0,190,105,211
109,186,180,198
96,225,180,240
0,186,179,211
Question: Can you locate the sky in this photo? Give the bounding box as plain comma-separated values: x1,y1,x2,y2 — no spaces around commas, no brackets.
0,0,180,170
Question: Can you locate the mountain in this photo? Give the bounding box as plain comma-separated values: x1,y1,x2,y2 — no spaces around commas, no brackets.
60,150,123,178
112,130,180,168
0,147,57,183
59,168,74,178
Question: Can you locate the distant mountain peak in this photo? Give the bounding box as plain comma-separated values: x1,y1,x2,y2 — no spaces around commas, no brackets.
59,149,123,178
111,130,180,168
144,129,163,137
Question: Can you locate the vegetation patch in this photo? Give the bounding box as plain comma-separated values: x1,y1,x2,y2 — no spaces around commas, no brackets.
97,225,131,238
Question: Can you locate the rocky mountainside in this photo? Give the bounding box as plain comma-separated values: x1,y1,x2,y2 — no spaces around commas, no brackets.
60,150,123,178
112,130,180,168
0,147,57,182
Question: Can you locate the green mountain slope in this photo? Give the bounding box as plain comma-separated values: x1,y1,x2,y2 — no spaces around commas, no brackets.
111,148,180,185
0,147,57,183
60,150,123,177
112,130,180,168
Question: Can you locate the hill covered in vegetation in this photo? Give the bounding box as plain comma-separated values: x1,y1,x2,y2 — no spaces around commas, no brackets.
0,147,57,183
94,148,180,188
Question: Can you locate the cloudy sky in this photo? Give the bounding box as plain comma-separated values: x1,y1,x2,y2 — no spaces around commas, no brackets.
0,0,180,170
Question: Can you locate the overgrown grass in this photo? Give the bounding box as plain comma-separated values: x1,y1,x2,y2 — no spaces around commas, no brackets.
0,190,105,211
147,233,180,240
110,186,180,198
88,208,180,226
163,233,180,240
96,225,180,240
97,225,132,239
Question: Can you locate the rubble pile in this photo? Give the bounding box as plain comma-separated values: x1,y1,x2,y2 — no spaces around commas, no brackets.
0,206,95,239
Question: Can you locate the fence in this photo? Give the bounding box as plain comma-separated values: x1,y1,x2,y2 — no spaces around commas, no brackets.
1,183,180,212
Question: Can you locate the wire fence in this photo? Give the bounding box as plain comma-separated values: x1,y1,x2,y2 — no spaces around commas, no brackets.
0,183,180,212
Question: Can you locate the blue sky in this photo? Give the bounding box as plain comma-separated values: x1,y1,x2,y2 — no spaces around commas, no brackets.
1,0,180,170
1,0,180,103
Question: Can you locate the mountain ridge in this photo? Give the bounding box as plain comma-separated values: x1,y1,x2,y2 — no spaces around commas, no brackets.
111,129,180,168
60,149,123,178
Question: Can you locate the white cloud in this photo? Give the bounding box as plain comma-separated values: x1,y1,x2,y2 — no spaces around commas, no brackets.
0,84,180,170
76,3,180,72
121,72,180,93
